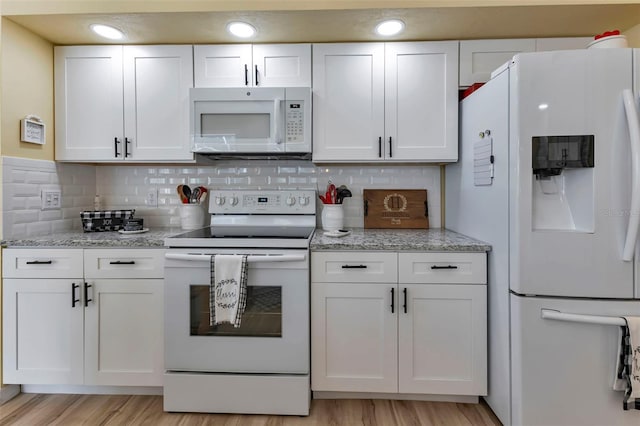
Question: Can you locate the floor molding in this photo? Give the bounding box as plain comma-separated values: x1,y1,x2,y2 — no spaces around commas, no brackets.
0,385,20,405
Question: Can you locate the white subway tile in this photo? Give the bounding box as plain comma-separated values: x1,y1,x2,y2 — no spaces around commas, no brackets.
26,171,53,184
25,196,42,210
288,177,308,185
268,177,288,185
40,209,64,221
26,221,52,237
247,176,269,186
13,210,40,224
12,183,41,197
228,177,249,185
370,176,392,185
4,158,443,238
188,178,205,185
6,224,27,239
9,169,28,183
52,219,75,233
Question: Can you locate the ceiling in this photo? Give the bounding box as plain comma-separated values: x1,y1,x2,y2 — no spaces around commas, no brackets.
4,4,640,45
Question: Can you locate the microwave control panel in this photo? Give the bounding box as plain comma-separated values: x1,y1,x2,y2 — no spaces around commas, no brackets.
285,102,305,143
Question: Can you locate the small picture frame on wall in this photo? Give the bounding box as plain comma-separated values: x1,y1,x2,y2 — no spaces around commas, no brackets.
21,115,46,145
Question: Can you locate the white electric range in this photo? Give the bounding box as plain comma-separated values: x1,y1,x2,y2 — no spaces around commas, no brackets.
163,189,316,415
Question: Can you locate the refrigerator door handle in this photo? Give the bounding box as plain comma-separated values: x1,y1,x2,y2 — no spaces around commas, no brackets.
622,89,640,261
541,309,626,326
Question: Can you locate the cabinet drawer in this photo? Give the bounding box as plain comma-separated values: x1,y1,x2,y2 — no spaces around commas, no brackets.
312,252,397,283
84,249,165,279
3,249,83,278
399,252,486,284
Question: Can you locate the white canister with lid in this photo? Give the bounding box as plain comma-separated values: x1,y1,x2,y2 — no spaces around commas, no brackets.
587,35,628,49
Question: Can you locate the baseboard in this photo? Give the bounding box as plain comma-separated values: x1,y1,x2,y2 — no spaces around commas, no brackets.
313,391,479,404
21,385,163,395
0,385,21,405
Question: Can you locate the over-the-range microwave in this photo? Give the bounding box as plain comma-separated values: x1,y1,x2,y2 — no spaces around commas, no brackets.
190,87,311,156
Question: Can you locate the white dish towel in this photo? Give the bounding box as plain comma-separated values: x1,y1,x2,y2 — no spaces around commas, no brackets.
614,316,640,410
209,254,248,328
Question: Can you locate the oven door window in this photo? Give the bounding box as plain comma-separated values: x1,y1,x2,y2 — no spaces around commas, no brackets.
190,285,282,337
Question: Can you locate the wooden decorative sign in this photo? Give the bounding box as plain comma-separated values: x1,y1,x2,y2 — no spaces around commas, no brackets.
363,189,429,229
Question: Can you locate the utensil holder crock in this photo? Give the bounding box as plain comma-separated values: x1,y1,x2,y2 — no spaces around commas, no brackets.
321,204,344,232
180,204,205,230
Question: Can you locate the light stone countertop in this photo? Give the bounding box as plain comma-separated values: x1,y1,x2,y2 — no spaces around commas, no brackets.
2,227,490,252
310,228,491,252
1,228,184,248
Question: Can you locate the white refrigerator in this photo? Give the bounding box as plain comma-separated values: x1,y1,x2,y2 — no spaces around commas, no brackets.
446,48,640,425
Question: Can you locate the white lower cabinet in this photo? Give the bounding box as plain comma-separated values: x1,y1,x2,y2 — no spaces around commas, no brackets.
398,284,486,395
311,281,398,392
311,251,487,397
2,278,85,384
2,248,164,387
84,279,163,386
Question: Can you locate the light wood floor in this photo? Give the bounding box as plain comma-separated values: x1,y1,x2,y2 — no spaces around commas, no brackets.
0,394,501,426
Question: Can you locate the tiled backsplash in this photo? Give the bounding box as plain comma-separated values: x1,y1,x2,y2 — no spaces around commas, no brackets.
2,156,441,238
2,157,95,239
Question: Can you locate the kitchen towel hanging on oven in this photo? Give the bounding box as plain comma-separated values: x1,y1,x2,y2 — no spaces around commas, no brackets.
209,255,248,328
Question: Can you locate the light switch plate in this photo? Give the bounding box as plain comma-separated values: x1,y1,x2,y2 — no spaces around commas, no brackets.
41,189,61,210
146,188,158,207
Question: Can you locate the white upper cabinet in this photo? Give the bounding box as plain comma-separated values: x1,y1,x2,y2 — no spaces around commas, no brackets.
55,46,124,161
252,44,311,87
55,45,194,162
194,44,311,87
312,43,385,162
385,42,458,162
459,39,536,87
123,45,194,161
194,45,253,87
313,41,458,163
534,37,591,52
460,37,592,87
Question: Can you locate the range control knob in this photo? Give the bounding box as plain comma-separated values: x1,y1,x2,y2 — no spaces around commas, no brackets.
215,196,225,206
229,196,239,206
286,196,296,206
299,196,309,206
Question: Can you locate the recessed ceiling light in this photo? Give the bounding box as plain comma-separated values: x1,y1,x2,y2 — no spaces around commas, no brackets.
227,22,257,38
90,24,125,40
375,19,405,37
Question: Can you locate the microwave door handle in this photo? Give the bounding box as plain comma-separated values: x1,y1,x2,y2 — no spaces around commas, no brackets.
274,99,284,147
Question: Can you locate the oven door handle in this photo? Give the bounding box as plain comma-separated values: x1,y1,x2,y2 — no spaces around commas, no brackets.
165,253,307,263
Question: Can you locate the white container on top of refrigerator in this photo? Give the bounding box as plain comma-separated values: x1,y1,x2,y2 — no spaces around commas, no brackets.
446,48,640,425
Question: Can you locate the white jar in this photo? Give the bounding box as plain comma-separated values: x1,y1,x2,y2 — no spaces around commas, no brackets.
180,204,205,230
321,204,344,232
